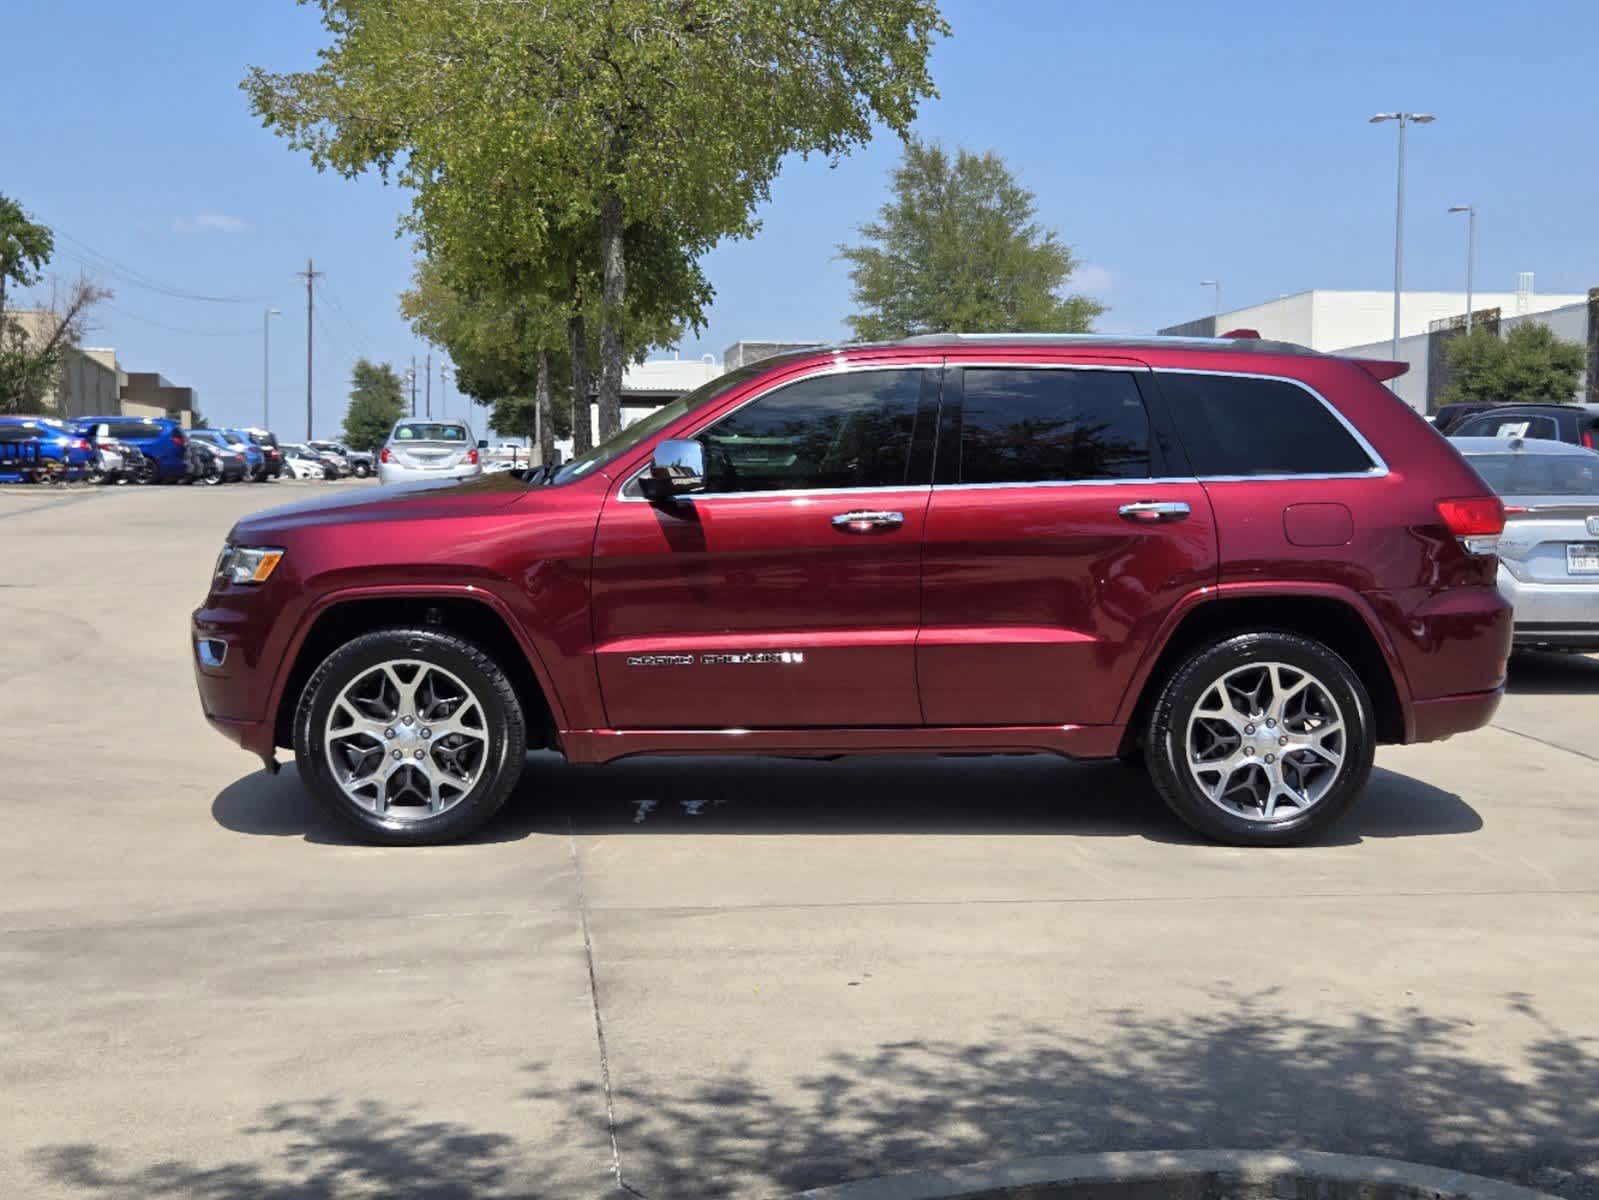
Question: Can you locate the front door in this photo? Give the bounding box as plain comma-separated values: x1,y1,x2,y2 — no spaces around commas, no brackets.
591,365,939,729
917,360,1218,727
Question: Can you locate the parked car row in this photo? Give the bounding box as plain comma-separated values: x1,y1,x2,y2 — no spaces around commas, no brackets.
0,415,377,486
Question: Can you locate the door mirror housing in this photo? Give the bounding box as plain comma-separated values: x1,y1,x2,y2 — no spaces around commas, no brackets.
640,438,705,501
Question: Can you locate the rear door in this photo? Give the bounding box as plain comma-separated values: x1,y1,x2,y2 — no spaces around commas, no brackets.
591,363,939,729
917,358,1218,727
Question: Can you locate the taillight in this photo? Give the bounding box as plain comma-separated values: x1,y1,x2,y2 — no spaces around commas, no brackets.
1583,430,1596,450
466,448,479,465
379,447,391,463
70,438,90,451
1437,496,1504,556
172,432,186,447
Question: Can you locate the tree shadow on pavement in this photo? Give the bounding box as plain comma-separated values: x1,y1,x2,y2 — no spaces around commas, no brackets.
29,1099,519,1199
1506,650,1599,696
28,997,1595,1200
213,754,1480,847
530,993,1598,1200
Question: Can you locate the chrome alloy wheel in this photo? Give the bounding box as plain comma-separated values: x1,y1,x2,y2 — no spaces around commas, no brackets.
1184,661,1346,824
323,659,489,820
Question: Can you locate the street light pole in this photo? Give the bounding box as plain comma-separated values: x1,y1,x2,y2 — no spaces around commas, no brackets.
262,308,281,429
1199,280,1221,328
1449,205,1476,334
1370,112,1435,362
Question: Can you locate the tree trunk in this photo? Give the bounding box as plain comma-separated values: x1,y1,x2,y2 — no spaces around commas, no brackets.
567,311,593,455
596,188,625,443
535,349,555,466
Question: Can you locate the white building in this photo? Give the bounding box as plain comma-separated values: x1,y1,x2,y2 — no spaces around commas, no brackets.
1160,286,1586,353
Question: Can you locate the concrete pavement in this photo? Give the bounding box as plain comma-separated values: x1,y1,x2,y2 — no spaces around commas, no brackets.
3,482,1597,1198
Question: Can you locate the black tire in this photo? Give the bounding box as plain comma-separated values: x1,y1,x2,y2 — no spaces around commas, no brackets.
1145,631,1375,847
202,460,224,485
293,627,528,845
136,459,160,485
353,463,371,478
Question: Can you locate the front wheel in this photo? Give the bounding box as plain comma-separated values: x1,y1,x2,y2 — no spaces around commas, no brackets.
293,628,528,845
352,463,371,478
1145,632,1375,846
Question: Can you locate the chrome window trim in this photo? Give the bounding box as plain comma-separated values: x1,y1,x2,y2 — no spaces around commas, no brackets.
616,359,1389,501
616,359,941,503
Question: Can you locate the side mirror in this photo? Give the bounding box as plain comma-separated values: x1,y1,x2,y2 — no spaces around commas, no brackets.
640,438,705,501
477,439,489,449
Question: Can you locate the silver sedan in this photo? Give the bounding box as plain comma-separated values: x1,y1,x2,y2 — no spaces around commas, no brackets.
1454,435,1599,651
378,419,484,485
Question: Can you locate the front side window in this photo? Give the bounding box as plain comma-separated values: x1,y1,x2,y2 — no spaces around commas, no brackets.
695,369,925,494
958,368,1151,484
1158,373,1375,477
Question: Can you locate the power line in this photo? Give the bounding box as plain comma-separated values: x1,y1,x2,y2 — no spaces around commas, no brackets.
49,227,272,305
99,303,257,337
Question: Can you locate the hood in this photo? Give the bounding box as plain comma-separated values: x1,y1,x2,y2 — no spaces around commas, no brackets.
231,470,532,541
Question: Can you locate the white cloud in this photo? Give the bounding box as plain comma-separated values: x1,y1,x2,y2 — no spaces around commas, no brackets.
172,211,252,235
1073,263,1113,296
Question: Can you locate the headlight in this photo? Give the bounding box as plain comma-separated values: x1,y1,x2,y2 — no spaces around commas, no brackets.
215,545,285,585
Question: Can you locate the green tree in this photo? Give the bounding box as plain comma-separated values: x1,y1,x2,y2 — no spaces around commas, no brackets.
839,139,1105,340
341,358,407,450
0,194,110,413
243,0,945,441
1442,323,1586,407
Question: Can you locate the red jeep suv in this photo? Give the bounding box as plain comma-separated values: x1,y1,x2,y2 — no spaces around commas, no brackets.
193,335,1511,846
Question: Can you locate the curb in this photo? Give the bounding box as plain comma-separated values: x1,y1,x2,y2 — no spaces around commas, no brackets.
785,1148,1561,1200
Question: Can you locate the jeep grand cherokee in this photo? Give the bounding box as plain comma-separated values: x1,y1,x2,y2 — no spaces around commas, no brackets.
193,335,1511,846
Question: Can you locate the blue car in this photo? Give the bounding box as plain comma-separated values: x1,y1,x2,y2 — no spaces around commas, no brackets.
0,416,94,482
79,415,191,482
219,428,269,481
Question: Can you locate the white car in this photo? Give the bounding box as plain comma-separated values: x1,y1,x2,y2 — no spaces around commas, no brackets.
378,418,484,485
280,444,335,480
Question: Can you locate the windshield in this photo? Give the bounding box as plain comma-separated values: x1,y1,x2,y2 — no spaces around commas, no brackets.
549,363,770,485
393,423,467,443
1468,452,1599,496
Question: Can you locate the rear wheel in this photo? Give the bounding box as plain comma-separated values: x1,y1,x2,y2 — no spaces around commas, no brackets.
352,462,371,478
293,628,528,845
135,458,160,485
1145,632,1374,846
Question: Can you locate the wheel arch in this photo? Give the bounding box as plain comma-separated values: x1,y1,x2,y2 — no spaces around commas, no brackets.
1118,587,1410,754
272,590,561,752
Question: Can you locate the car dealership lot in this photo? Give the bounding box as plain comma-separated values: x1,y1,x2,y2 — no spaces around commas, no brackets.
4,483,1599,1199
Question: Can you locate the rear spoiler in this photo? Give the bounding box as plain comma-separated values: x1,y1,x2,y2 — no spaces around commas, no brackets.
1343,357,1409,382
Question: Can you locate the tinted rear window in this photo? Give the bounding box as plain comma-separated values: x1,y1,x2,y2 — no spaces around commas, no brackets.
394,424,467,442
959,368,1151,484
1452,413,1563,440
1466,453,1599,496
105,421,166,441
1159,373,1374,476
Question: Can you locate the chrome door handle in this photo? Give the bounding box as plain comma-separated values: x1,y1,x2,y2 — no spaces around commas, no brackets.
1118,500,1191,522
831,510,905,532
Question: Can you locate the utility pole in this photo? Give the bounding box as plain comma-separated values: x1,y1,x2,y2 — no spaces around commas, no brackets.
439,364,451,419
407,357,418,417
1449,205,1477,334
296,258,323,439
425,351,432,418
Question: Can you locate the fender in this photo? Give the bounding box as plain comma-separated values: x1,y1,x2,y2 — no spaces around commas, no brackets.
266,581,571,734
1112,580,1416,729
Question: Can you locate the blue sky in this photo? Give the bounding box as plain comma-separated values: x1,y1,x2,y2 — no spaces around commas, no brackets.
3,0,1595,434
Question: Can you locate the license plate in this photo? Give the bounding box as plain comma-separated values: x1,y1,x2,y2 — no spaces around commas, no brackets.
1568,543,1599,574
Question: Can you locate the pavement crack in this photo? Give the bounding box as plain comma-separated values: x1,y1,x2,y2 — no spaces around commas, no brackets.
568,817,644,1199
1492,721,1599,764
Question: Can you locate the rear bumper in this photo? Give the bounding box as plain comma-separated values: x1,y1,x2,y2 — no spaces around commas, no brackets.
378,462,482,485
1512,624,1599,650
1408,686,1503,744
